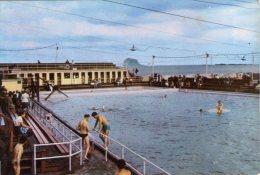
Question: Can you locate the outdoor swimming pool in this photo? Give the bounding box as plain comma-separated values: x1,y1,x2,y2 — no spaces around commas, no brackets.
41,87,260,175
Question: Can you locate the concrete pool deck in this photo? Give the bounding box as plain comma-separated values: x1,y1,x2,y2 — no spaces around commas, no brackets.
68,148,117,175
39,86,259,99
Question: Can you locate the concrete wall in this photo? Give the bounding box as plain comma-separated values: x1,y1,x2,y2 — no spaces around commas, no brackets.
2,79,23,91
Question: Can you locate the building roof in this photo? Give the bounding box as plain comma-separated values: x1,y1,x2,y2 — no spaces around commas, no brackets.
0,62,122,71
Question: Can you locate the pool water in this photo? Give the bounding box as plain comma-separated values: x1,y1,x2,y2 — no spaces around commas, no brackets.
41,88,260,175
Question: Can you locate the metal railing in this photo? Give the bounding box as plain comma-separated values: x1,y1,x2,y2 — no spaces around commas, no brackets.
29,100,82,174
29,100,171,174
90,130,171,175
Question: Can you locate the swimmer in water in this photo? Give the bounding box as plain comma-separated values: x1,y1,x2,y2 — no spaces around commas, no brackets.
216,100,223,114
199,108,207,115
91,106,98,110
100,105,106,112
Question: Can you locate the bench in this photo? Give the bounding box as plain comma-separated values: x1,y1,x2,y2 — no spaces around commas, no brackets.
26,117,49,144
25,112,69,173
28,111,68,154
22,116,49,173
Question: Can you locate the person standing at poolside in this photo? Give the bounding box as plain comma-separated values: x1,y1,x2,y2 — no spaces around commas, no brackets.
13,136,27,175
123,78,128,90
216,100,223,114
21,90,30,110
78,114,90,160
92,112,110,149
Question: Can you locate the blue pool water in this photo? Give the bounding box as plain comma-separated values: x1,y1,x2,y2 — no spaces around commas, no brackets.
41,88,260,175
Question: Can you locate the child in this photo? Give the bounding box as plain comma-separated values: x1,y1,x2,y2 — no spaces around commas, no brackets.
16,109,32,136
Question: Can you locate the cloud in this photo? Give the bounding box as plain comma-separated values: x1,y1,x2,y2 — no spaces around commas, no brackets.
0,1,259,64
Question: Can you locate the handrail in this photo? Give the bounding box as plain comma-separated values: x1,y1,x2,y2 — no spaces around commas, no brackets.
31,104,80,150
29,100,82,174
33,138,82,174
91,129,172,175
31,100,171,174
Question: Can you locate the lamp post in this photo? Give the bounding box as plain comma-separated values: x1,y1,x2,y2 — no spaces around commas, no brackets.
129,45,155,77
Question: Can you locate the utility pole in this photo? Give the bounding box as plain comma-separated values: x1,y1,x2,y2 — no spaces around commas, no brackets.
35,74,40,102
252,52,254,81
205,52,209,75
210,55,213,75
55,43,58,63
152,55,155,76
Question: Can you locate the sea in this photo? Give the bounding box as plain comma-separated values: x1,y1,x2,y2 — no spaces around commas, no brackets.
127,64,260,76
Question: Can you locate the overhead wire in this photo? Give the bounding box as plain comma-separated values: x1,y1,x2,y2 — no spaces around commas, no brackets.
102,0,260,34
154,52,260,59
230,0,259,4
2,2,259,64
3,18,253,58
0,20,199,53
0,21,258,61
0,44,56,51
6,1,255,49
1,41,258,60
191,0,259,9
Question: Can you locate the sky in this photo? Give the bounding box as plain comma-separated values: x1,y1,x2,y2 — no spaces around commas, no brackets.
0,0,259,66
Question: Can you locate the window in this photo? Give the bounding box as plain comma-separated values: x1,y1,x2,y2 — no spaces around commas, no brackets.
49,73,54,81
73,72,79,79
42,73,46,80
118,71,121,78
94,72,98,79
64,73,70,79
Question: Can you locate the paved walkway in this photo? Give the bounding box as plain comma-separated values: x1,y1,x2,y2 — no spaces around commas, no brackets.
69,148,117,175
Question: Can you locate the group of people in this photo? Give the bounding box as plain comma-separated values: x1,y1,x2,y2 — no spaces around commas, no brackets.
77,111,110,160
78,112,131,174
0,87,33,175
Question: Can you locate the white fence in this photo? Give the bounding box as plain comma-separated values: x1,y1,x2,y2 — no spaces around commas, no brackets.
29,101,82,174
90,130,172,175
30,100,171,175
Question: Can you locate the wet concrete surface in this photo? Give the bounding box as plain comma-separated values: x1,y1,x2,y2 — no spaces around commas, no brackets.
68,148,117,175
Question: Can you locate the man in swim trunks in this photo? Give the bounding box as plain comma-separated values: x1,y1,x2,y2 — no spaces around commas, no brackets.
92,112,110,149
216,100,223,114
78,114,90,160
